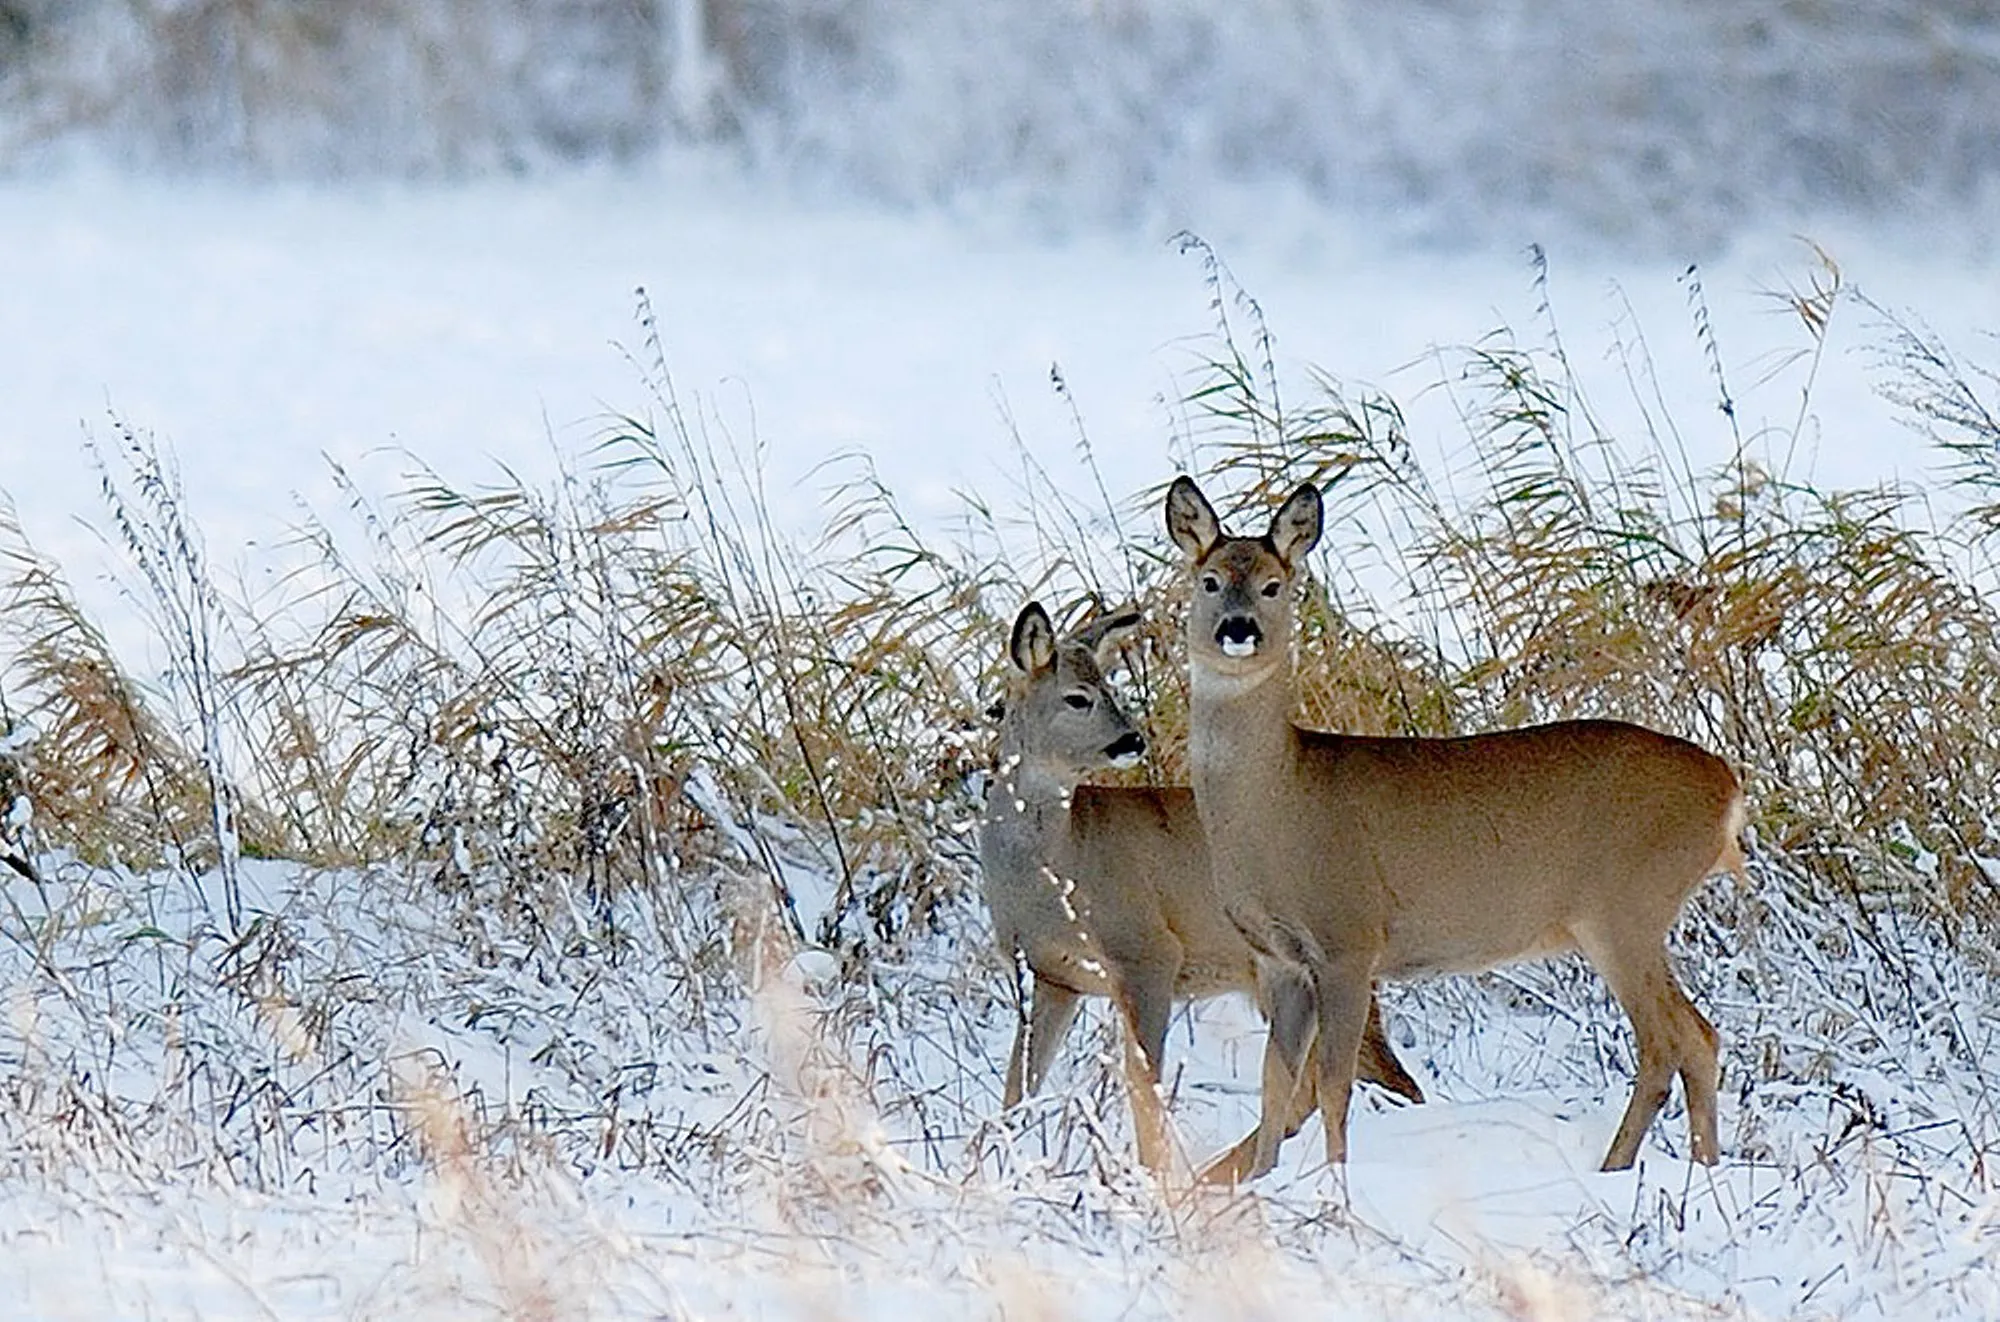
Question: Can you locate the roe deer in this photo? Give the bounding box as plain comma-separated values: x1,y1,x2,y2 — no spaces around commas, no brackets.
1163,477,1746,1177
980,601,1423,1177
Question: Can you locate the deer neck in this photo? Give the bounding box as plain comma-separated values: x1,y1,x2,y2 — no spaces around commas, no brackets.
1188,658,1297,804
983,744,1077,859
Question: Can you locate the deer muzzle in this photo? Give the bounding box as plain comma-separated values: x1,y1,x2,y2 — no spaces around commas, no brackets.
1215,615,1264,658
1105,731,1147,768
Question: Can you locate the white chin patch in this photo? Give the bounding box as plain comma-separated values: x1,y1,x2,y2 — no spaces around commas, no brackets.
1220,638,1259,659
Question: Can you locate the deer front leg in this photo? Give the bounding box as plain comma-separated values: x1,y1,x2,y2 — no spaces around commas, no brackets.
1204,988,1422,1184
1116,955,1182,1177
1311,953,1376,1166
1006,976,1082,1107
1201,1029,1320,1185
1219,956,1315,1182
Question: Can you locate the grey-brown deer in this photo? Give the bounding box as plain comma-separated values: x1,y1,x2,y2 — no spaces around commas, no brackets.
1164,477,1746,1178
980,601,1423,1177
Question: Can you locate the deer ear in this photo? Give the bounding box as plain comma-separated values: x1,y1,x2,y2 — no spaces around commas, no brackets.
1270,483,1323,565
1165,476,1220,559
1009,601,1058,675
1070,605,1143,670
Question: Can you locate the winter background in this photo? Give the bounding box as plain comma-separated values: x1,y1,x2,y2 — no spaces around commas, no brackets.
3,2,2000,1317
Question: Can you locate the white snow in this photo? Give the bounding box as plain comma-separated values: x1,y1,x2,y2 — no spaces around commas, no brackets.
1,839,1996,1318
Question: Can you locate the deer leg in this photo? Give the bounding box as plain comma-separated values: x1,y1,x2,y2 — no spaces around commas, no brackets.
1664,968,1728,1168
1252,958,1318,1177
1119,1022,1174,1176
1116,959,1181,1177
1007,977,1083,1107
1578,930,1671,1170
1577,927,1717,1169
1201,1027,1324,1186
1208,989,1413,1182
1357,993,1425,1104
1199,957,1316,1184
1310,953,1376,1166
1670,974,1721,1164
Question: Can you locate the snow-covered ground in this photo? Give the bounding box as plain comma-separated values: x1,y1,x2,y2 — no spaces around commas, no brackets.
3,835,1997,1318
5,169,2000,1316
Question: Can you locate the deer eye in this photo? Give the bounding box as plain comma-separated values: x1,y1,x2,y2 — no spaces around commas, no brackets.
1063,692,1092,711
1200,573,1222,594
1260,580,1282,599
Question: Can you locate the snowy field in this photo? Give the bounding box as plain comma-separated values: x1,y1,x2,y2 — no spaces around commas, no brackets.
8,166,2000,638
4,167,2000,1318
3,827,1998,1318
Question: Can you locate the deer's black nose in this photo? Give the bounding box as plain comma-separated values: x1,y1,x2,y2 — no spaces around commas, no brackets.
1105,732,1147,764
1215,615,1263,656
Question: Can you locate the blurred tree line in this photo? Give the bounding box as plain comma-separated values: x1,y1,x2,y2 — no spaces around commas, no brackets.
3,1,1998,248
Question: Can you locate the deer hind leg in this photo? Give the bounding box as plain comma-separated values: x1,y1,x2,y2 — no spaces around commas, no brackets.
1671,977,1720,1164
1006,977,1083,1107
1576,925,1720,1170
1357,994,1425,1104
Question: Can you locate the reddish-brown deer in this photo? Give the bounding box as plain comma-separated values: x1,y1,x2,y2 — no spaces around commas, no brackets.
980,601,1422,1177
1164,477,1745,1177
